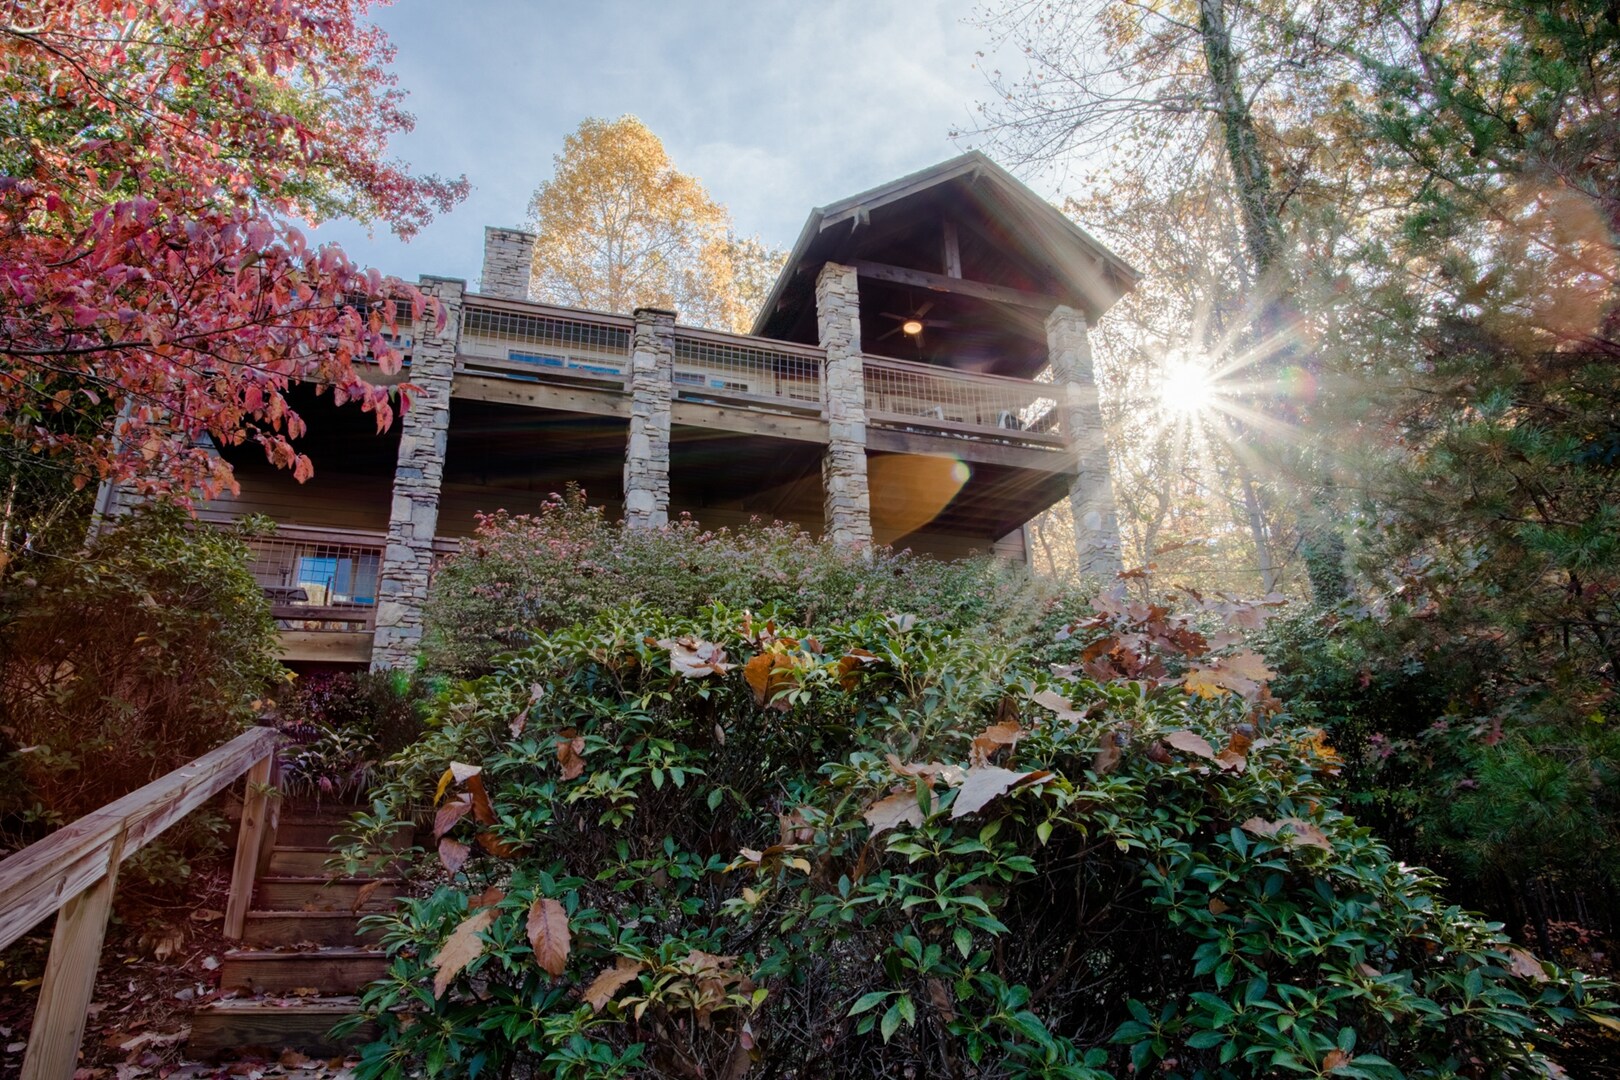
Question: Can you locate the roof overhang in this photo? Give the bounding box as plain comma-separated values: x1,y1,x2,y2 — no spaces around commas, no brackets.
751,151,1140,338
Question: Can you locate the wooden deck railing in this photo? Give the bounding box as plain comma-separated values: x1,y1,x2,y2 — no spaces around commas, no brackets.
0,727,282,1079
863,354,1065,446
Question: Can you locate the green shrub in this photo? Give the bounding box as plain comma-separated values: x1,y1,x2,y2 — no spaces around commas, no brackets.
0,506,282,883
339,597,1615,1077
419,488,1073,675
1262,594,1620,924
278,669,433,801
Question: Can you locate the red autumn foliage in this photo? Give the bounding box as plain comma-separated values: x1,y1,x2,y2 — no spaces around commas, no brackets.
0,0,468,500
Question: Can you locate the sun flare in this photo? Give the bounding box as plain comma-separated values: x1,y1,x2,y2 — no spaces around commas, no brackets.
1159,355,1217,417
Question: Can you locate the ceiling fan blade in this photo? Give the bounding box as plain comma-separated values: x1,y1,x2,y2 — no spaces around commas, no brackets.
878,312,907,322
916,300,935,318
875,325,904,342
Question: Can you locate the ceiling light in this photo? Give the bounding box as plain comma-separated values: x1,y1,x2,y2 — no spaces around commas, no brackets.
901,319,924,336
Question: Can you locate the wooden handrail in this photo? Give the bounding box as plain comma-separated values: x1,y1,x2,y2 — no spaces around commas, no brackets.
672,323,828,361
0,726,282,1078
461,293,636,330
861,352,1061,393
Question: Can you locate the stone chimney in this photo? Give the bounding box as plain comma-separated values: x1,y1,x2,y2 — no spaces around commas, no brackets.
479,226,536,300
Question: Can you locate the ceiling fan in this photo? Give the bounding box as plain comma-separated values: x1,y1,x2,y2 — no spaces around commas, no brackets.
874,298,955,344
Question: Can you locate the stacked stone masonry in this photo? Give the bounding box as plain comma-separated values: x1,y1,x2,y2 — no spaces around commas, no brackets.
479,227,536,301
371,277,461,669
624,308,675,529
814,262,873,547
1045,306,1124,579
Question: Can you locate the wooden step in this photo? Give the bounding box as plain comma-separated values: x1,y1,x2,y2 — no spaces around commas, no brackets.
218,947,390,995
266,846,402,877
274,818,415,850
188,997,376,1057
241,911,384,948
256,876,405,912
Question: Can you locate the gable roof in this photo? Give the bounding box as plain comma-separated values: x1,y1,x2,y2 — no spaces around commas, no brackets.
751,151,1140,337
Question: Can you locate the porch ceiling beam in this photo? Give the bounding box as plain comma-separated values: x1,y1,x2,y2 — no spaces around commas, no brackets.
851,260,1059,313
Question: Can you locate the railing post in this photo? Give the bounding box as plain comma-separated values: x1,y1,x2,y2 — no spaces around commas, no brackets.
21,828,126,1080
224,753,278,940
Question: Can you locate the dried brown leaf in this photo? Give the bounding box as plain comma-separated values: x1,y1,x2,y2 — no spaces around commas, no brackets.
950,766,1041,819
469,886,506,910
1504,946,1549,982
580,958,644,1013
557,730,587,781
864,790,924,836
430,907,497,998
1240,816,1332,851
438,837,471,875
434,793,473,839
527,897,571,977
661,636,734,678
350,879,384,913
1163,730,1217,760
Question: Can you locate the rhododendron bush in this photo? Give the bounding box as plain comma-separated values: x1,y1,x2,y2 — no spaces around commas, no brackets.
337,595,1618,1077
0,0,466,500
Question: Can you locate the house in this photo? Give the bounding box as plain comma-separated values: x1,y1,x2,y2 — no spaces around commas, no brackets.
192,152,1138,668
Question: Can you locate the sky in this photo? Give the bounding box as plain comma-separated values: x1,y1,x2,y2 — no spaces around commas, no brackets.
310,0,1036,286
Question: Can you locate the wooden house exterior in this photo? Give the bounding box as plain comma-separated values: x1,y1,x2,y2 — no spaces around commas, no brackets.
185,152,1138,667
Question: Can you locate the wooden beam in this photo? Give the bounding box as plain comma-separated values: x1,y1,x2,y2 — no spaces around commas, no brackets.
278,629,374,664
942,222,962,279
20,829,125,1080
852,260,1058,312
866,426,1077,473
0,727,281,953
452,372,629,418
223,754,276,940
670,400,828,444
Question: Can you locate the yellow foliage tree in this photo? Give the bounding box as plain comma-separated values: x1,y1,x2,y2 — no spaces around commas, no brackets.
527,116,782,333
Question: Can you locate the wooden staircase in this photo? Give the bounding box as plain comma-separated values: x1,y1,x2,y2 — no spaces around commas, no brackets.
189,806,413,1059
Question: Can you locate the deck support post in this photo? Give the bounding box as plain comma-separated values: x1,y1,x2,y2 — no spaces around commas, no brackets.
815,262,872,547
623,307,675,529
1045,306,1122,580
372,276,463,669
20,829,125,1080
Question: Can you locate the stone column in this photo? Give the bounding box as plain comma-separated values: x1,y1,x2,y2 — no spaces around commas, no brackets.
814,262,872,547
371,276,462,669
1046,305,1123,580
623,307,674,529
479,227,536,301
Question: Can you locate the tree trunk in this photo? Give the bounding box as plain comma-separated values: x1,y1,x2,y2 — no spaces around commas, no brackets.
1198,0,1348,604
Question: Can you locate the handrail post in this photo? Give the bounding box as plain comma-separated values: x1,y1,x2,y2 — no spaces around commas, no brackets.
20,827,126,1080
223,752,279,940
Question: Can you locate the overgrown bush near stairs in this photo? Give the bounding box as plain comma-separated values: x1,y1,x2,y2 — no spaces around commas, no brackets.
0,507,281,884
339,598,1619,1077
277,669,433,802
420,486,1072,676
